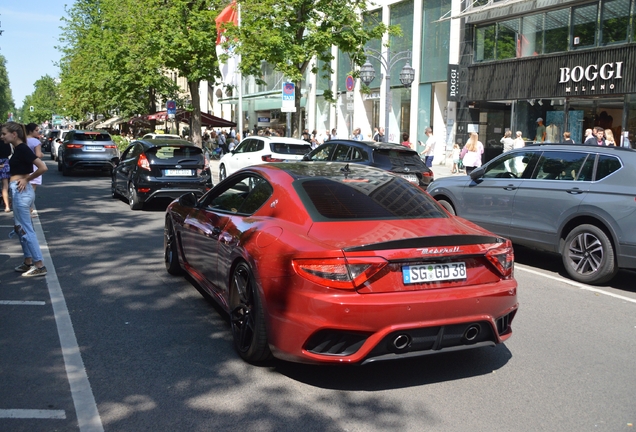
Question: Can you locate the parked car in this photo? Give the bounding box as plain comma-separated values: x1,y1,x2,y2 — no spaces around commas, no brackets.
141,133,181,140
51,130,71,161
164,162,518,364
427,143,636,285
42,129,61,152
303,140,435,189
112,138,208,210
218,136,311,181
57,130,119,176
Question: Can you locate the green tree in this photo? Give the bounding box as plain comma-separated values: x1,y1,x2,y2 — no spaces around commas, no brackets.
20,75,60,124
0,54,15,122
223,0,390,135
159,0,223,146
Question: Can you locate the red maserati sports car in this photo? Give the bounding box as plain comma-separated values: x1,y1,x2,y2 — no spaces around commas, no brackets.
164,162,518,364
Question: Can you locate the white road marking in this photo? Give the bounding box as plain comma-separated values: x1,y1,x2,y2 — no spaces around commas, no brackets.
0,300,46,305
32,216,105,432
0,409,66,419
515,264,636,304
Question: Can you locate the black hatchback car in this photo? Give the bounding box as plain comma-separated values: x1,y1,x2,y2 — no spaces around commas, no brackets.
303,140,435,188
111,139,208,210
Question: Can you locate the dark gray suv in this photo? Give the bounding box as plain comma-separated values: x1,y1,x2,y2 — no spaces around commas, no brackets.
58,130,120,176
427,143,636,285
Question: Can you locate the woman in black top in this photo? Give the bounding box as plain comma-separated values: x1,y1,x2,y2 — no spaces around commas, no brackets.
1,122,48,277
0,133,11,212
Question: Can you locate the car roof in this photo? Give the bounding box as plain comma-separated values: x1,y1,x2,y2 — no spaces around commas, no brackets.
136,138,196,147
251,160,394,181
522,142,635,153
247,136,310,145
322,139,418,152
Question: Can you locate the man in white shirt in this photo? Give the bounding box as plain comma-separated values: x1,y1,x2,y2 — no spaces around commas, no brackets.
420,127,436,168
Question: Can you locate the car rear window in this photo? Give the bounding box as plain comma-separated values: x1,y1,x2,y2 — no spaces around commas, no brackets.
373,149,427,170
148,146,202,159
297,177,446,221
270,143,312,155
74,133,111,141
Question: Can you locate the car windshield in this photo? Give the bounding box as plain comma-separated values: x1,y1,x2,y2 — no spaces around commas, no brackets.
296,176,445,221
270,143,312,155
74,133,111,141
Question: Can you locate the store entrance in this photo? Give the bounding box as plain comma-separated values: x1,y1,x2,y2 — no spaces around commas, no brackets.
566,97,624,144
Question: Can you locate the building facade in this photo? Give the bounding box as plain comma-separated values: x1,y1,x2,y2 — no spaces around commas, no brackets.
456,0,636,161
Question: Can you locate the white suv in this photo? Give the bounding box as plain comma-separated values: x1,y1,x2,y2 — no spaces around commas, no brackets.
219,136,311,180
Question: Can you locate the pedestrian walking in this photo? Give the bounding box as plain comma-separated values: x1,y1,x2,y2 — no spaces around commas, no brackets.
460,132,484,175
26,123,44,217
420,127,436,168
1,122,48,277
0,134,11,212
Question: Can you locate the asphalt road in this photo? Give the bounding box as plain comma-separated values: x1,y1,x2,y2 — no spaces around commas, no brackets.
1,158,635,432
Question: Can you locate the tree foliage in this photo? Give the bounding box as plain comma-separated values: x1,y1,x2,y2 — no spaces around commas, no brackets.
20,75,60,124
224,0,390,134
0,54,15,122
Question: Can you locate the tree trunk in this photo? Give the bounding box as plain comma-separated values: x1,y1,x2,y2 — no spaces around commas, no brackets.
292,79,303,138
188,80,202,148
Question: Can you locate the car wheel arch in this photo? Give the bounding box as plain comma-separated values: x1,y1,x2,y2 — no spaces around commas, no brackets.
432,194,458,215
559,215,618,256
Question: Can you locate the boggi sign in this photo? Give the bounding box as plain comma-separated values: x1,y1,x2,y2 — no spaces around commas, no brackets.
559,62,623,93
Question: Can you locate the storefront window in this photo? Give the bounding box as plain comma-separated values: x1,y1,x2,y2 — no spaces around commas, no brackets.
572,3,598,49
497,19,520,59
476,24,496,61
601,0,630,44
390,0,415,87
544,9,569,53
521,14,544,57
421,0,451,83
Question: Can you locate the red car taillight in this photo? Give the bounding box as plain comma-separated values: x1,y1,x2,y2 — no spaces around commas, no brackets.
104,144,117,149
422,171,432,177
292,257,388,290
262,155,285,162
138,153,151,171
66,144,83,148
485,240,515,279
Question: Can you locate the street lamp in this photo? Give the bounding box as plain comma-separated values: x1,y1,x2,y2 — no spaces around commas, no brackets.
359,47,415,142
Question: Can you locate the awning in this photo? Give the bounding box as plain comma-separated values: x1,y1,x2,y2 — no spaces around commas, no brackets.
96,116,123,128
86,119,101,129
139,110,236,127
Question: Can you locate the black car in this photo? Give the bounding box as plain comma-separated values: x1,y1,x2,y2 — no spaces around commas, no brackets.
57,130,120,175
303,140,435,188
42,129,61,152
112,139,209,210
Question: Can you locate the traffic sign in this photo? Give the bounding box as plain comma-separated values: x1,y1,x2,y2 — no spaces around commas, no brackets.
346,75,354,92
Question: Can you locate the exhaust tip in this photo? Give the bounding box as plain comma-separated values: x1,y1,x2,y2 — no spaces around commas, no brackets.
464,325,481,342
393,334,411,350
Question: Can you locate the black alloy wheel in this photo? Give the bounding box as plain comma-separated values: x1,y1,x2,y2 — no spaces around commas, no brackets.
111,177,120,199
229,262,271,363
164,219,183,275
562,224,618,285
128,183,143,210
57,156,63,171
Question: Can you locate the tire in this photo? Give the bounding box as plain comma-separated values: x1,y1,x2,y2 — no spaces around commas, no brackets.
61,163,71,176
57,157,63,172
219,164,227,181
437,199,456,216
164,219,183,275
50,151,55,160
128,183,143,210
562,224,618,285
229,262,271,363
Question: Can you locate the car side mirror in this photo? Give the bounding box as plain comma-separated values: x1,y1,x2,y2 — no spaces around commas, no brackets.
302,154,310,161
112,157,120,165
470,166,485,180
178,192,198,207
